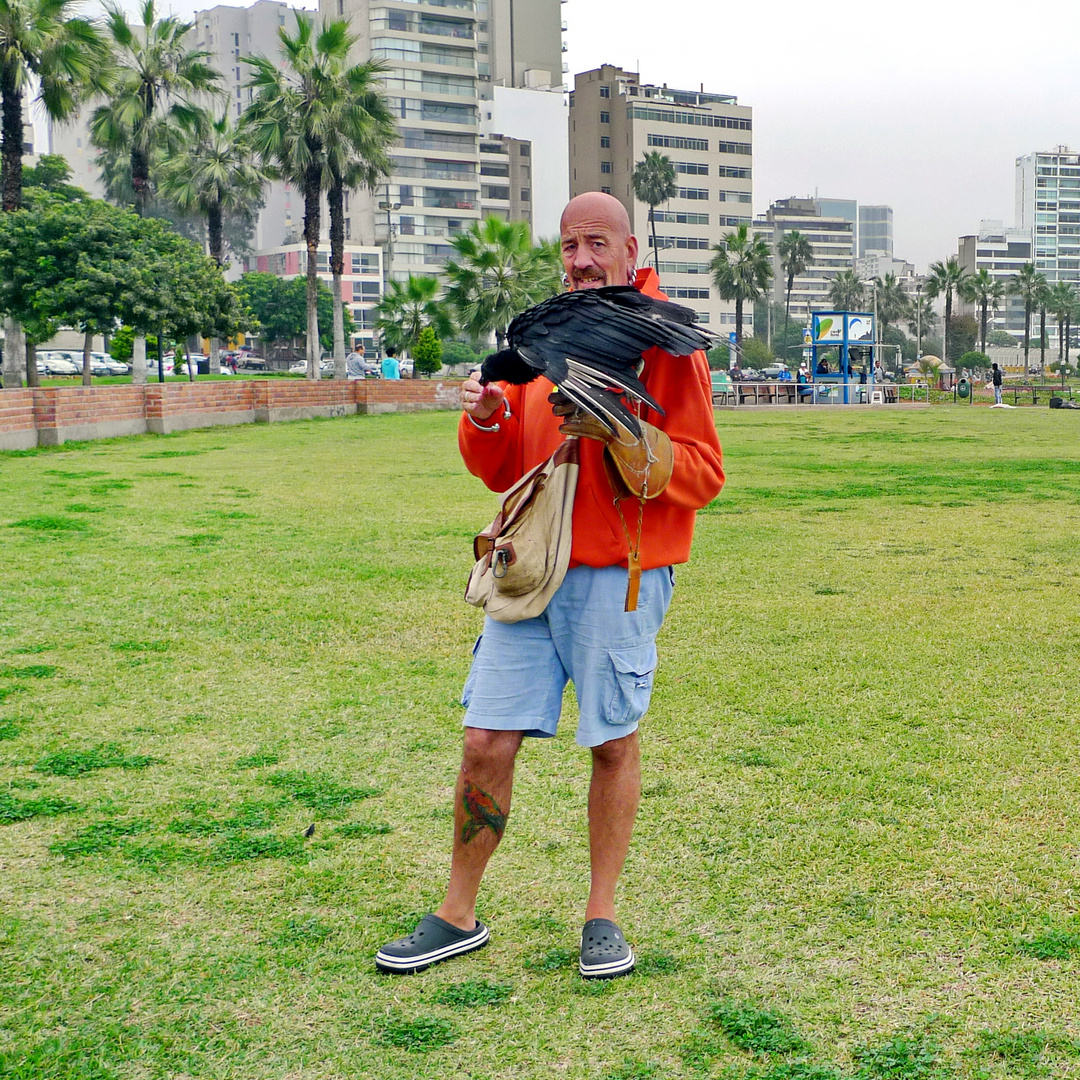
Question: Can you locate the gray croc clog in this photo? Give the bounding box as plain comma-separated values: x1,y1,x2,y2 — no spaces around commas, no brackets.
579,918,635,979
375,913,489,974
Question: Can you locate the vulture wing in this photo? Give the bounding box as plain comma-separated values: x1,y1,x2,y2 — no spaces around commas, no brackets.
479,287,714,437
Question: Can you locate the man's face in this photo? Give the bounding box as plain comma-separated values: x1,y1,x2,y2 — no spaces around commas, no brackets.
560,208,638,291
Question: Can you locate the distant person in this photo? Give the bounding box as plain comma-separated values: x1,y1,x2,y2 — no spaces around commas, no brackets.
797,367,813,400
991,362,1003,405
873,358,884,384
816,358,829,375
382,347,401,380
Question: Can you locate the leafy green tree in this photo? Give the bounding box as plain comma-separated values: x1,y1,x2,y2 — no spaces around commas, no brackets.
925,256,970,367
1008,263,1043,376
374,274,452,360
90,0,221,218
957,350,991,377
442,217,561,349
826,269,864,312
1036,277,1053,372
412,325,442,376
440,340,483,370
959,268,1004,355
945,314,977,366
0,190,237,383
709,223,772,345
630,150,677,267
234,270,349,357
776,229,813,349
987,329,1017,347
739,336,774,369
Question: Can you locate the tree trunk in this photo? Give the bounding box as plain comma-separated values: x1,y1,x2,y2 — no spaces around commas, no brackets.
943,294,952,368
81,328,94,386
649,206,658,268
304,166,321,378
1040,308,1046,370
980,301,988,355
132,335,147,385
1067,316,1072,368
734,296,743,347
328,178,346,379
1024,306,1031,376
2,317,24,388
25,338,39,387
1,66,24,212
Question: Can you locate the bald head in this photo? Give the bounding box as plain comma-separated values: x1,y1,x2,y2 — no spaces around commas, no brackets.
560,191,639,291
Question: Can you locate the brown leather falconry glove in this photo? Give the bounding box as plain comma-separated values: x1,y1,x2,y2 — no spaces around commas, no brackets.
549,392,673,500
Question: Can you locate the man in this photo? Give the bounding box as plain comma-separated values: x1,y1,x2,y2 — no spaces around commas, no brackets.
991,362,1003,405
376,192,724,979
382,346,401,380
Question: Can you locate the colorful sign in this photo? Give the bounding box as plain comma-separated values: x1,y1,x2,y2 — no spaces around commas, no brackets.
846,315,874,341
812,312,874,343
812,314,844,342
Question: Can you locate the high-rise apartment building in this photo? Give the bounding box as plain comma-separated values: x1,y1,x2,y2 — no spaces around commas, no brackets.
569,64,752,329
753,198,855,325
323,0,564,280
1015,146,1080,287
957,221,1032,337
858,204,893,259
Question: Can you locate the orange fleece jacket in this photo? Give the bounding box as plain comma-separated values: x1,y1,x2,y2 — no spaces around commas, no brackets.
458,269,725,570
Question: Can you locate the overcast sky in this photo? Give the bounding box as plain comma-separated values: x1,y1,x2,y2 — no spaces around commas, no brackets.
95,0,1080,273
563,0,1080,272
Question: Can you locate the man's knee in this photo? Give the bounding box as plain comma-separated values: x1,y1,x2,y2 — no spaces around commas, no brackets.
590,730,640,771
462,727,523,772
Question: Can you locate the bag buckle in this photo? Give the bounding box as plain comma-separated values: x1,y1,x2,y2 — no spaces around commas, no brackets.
492,548,511,579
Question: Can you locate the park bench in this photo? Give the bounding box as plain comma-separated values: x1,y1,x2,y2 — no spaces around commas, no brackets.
1007,384,1075,404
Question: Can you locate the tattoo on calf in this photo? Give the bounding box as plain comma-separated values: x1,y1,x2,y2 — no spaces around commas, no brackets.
461,781,506,843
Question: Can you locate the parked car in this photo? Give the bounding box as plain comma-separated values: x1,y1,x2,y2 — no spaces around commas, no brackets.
238,356,266,370
90,352,130,376
38,351,81,376
762,362,789,378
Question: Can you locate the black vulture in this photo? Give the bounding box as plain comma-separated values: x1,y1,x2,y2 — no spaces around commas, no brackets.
479,286,714,437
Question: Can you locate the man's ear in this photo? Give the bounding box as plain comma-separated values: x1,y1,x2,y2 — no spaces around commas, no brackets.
626,235,639,273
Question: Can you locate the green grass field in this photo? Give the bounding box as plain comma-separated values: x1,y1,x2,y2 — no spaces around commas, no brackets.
2,405,1080,1079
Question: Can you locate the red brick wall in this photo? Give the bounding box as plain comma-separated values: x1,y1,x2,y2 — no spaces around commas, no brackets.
0,390,35,436
1,378,467,449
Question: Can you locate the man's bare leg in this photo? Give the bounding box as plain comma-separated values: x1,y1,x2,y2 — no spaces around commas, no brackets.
584,731,641,922
435,727,524,931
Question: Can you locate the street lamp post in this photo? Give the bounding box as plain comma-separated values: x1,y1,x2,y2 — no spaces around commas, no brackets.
916,282,923,361
377,183,401,290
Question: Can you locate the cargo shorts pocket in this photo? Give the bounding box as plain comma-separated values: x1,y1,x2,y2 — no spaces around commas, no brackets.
606,643,658,726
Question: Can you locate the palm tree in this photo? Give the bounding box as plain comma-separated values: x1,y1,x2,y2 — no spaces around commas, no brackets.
323,58,395,378
776,229,813,353
826,269,864,312
1036,278,1052,373
245,15,371,376
1,0,107,211
442,217,561,350
374,274,453,357
630,151,677,268
960,268,1004,355
874,272,910,340
90,0,221,218
710,223,772,345
908,292,936,357
1047,281,1075,365
157,109,266,373
1,0,108,388
1008,263,1043,376
924,256,970,368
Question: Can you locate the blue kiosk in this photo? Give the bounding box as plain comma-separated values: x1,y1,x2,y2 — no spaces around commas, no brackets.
808,311,876,403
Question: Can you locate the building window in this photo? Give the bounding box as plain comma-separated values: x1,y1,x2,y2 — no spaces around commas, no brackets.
675,161,708,175
599,111,610,124
599,85,610,98
600,136,610,148
678,187,709,200
601,186,611,194
521,189,530,201
647,134,708,152
600,161,612,174
717,141,752,156
519,144,530,156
